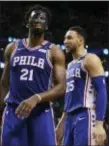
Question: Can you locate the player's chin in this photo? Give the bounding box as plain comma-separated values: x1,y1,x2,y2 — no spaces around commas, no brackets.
65,47,72,53
36,27,44,31
31,27,44,35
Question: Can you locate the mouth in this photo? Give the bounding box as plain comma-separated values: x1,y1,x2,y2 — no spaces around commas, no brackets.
32,23,42,28
64,44,73,52
64,44,71,48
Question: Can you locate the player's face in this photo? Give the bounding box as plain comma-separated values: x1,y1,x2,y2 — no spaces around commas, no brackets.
28,10,48,36
64,30,80,52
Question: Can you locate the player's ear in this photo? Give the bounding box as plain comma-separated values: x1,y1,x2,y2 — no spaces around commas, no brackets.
79,36,84,44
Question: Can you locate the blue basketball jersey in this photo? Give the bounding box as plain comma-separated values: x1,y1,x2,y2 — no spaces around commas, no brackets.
5,39,53,105
64,53,96,113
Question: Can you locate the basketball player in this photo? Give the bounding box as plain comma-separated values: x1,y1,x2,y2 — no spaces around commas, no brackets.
56,26,107,146
0,4,66,146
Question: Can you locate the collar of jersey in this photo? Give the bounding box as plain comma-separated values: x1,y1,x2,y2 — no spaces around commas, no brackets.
22,38,48,51
73,49,87,62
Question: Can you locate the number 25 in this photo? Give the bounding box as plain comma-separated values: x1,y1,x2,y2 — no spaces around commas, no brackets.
66,80,75,93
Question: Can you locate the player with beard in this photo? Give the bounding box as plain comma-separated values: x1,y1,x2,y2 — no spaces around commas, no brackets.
56,26,107,146
0,4,66,146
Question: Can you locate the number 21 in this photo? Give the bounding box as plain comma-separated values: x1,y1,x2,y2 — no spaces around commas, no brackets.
20,69,33,81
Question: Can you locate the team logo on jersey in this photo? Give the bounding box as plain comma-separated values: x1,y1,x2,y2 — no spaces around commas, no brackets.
66,68,81,79
13,56,45,69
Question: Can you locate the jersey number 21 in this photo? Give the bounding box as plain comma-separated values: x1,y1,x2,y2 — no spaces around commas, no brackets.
20,69,33,81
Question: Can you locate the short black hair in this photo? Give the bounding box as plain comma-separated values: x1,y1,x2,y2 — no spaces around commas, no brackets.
25,4,52,26
69,26,87,45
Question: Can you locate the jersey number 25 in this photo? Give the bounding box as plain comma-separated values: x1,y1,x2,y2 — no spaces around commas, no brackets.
66,80,75,93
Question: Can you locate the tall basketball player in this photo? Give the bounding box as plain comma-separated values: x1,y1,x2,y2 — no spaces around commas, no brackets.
0,4,66,146
56,26,107,146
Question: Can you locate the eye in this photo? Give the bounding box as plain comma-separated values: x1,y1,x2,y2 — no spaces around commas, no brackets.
39,16,45,20
39,13,46,19
67,36,72,40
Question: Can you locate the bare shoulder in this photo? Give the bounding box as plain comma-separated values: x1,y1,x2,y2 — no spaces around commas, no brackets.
50,44,65,63
4,42,16,60
84,53,102,68
84,53,104,76
85,53,101,63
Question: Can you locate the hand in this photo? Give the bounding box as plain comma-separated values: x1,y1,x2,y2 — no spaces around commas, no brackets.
94,122,106,146
15,95,40,119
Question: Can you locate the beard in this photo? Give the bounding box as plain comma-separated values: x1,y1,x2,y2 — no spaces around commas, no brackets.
30,28,45,37
66,46,76,54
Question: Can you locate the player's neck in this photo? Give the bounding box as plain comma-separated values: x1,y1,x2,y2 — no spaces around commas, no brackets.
72,46,86,60
27,33,44,48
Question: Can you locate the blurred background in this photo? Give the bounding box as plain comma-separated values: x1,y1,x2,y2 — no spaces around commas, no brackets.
0,1,109,136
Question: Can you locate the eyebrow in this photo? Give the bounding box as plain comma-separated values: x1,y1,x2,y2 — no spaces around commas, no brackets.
65,35,72,37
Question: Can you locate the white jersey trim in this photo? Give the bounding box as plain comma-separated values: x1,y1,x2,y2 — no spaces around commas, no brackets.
88,109,96,146
22,39,48,51
83,73,95,109
46,48,53,69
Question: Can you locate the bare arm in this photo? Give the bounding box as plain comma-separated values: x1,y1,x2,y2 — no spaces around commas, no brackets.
0,42,15,108
84,54,107,146
84,53,105,125
37,44,66,102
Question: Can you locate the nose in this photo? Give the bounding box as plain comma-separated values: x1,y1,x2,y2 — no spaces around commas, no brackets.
64,39,67,45
64,39,68,46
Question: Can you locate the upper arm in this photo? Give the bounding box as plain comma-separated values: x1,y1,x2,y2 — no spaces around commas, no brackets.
51,45,66,87
84,54,104,77
0,42,15,87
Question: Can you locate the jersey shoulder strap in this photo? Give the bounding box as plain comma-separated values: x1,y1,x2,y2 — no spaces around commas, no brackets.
42,41,54,50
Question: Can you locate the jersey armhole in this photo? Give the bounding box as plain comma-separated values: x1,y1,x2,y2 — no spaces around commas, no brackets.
46,43,54,69
81,57,88,73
